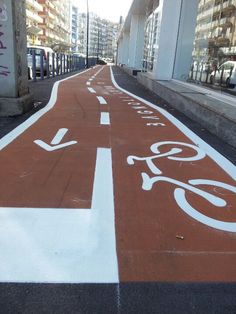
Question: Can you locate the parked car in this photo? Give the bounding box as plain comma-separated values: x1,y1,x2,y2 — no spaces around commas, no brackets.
27,46,55,79
210,61,236,88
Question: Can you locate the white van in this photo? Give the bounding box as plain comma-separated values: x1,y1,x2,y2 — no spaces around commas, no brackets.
210,61,236,88
27,46,55,78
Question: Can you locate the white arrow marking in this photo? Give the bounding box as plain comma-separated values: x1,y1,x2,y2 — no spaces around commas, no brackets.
34,128,77,151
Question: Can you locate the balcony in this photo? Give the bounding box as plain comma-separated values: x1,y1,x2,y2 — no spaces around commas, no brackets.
222,0,236,12
219,16,233,27
26,9,43,24
26,0,43,12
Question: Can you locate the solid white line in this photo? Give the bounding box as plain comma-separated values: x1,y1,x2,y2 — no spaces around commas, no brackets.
110,66,236,181
50,128,68,145
0,69,90,151
0,148,118,283
100,112,110,125
88,87,96,94
96,96,107,105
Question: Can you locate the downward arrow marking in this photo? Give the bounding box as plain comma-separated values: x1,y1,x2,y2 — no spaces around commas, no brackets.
34,128,77,151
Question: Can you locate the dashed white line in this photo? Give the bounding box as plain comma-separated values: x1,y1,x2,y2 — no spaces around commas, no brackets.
100,112,110,125
86,82,91,86
97,96,107,105
88,87,96,94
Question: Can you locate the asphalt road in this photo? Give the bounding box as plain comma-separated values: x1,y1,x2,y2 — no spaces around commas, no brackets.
0,66,235,313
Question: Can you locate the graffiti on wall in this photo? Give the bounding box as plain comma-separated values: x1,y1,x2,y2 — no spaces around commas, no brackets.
0,1,10,77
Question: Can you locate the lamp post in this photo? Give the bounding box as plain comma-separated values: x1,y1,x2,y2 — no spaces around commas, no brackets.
86,0,89,68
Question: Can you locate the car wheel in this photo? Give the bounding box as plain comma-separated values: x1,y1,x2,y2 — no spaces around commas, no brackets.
225,78,234,88
210,75,215,85
28,67,32,80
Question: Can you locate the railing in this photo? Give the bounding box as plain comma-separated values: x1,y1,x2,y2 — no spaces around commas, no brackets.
28,51,97,82
188,61,235,90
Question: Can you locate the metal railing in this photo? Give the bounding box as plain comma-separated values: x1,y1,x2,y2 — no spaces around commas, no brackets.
28,51,97,82
188,61,235,89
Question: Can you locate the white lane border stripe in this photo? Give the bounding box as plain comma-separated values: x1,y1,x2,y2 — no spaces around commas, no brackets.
110,66,236,181
88,87,96,94
100,112,110,125
0,69,91,151
97,96,107,105
0,148,118,283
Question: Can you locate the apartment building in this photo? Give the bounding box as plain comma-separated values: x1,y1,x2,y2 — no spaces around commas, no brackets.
26,0,44,45
78,12,119,60
26,0,71,51
194,0,236,63
71,3,79,52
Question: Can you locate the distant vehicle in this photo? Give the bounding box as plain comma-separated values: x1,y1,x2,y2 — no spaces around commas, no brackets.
27,46,55,79
210,61,236,88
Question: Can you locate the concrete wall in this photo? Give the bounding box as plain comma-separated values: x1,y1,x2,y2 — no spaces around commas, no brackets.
0,0,32,116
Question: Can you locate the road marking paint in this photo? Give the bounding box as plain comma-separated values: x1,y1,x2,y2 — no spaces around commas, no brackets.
34,128,77,151
110,66,236,181
86,82,91,86
88,87,96,94
50,128,69,145
0,148,118,283
89,78,93,81
0,68,90,151
100,112,110,125
97,96,107,105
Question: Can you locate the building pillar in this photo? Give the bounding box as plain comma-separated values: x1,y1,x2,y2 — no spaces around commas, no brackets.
122,32,130,66
128,15,145,69
173,0,198,81
152,0,183,80
117,37,124,65
0,0,33,116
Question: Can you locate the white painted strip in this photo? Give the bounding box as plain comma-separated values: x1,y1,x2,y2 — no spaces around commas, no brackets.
110,67,236,181
100,112,110,125
0,69,90,151
96,96,107,105
86,82,91,86
89,78,93,81
88,87,96,94
50,128,68,145
0,148,118,283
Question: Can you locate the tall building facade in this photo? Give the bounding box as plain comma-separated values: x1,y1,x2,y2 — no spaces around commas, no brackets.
194,0,236,64
70,2,79,52
78,12,119,60
26,0,71,51
26,0,44,45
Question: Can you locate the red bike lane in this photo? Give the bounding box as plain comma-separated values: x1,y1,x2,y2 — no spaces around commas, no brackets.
0,65,235,283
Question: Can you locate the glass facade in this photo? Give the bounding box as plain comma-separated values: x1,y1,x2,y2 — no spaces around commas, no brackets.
142,6,160,72
189,0,236,89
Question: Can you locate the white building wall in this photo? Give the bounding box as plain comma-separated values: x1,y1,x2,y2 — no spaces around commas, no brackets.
152,0,182,80
173,0,198,81
128,15,145,69
118,0,198,82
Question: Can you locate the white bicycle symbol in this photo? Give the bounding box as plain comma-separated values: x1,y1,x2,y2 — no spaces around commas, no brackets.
127,141,236,232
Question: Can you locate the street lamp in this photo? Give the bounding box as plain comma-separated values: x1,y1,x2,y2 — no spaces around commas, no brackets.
86,0,89,68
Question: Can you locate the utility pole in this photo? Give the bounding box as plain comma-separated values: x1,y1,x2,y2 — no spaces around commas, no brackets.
86,0,89,68
0,0,32,116
97,26,100,63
